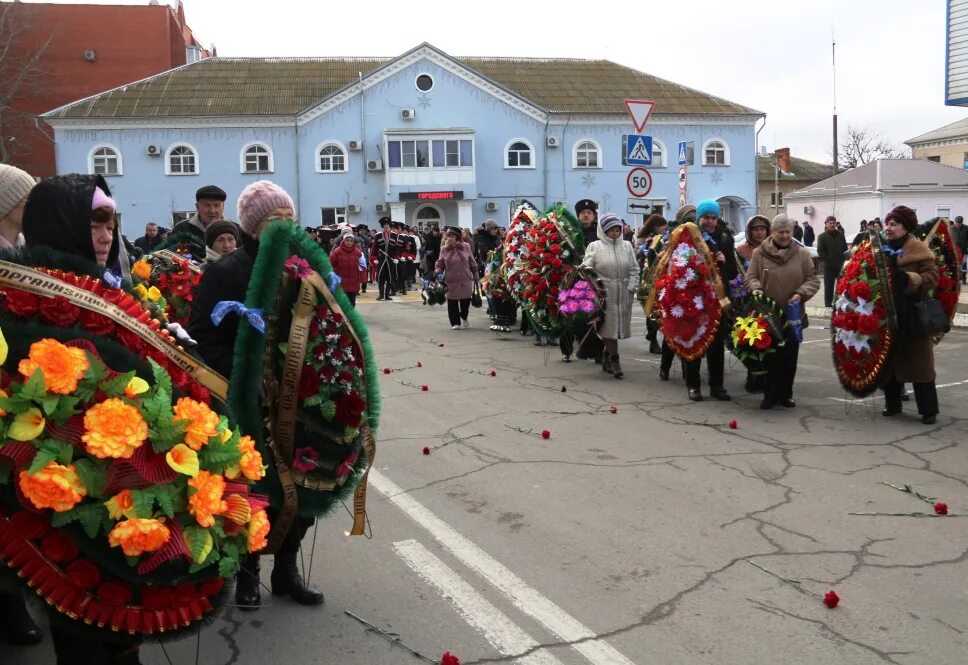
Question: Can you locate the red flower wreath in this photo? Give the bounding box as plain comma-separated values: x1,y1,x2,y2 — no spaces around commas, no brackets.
655,231,721,361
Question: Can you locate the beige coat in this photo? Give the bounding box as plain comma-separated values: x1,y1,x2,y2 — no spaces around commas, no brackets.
890,234,939,383
582,234,640,340
744,237,820,318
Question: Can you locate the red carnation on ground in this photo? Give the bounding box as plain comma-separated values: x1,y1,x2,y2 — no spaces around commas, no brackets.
421,384,429,392
610,406,617,414
561,386,567,392
823,590,840,608
490,370,496,377
422,446,430,455
729,419,738,429
417,361,423,367
541,430,551,439
934,501,948,515
383,367,391,374
441,652,461,665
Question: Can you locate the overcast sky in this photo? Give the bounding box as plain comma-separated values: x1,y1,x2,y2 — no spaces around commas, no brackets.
32,0,967,163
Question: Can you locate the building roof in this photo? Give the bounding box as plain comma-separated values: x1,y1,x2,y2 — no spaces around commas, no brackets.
756,155,831,182
905,116,968,145
786,159,968,198
44,45,763,120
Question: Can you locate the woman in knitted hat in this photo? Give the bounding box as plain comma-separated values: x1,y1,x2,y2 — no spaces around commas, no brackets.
0,164,35,250
329,228,364,307
582,212,640,378
880,205,941,424
189,181,324,610
204,219,241,258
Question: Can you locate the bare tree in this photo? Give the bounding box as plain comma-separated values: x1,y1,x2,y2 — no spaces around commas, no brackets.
837,125,909,171
0,2,54,164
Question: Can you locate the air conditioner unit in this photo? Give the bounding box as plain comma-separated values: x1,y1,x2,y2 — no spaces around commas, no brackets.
400,108,415,120
804,205,814,215
84,50,97,61
146,145,161,156
347,140,362,151
546,136,560,148
347,204,361,213
366,159,383,171
375,203,388,213
484,201,499,212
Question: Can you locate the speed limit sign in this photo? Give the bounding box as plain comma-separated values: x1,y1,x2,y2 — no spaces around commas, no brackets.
626,167,652,198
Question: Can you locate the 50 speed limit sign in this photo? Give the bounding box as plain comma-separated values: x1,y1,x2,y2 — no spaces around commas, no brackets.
626,167,652,198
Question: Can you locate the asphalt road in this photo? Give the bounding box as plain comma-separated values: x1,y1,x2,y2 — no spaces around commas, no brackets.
8,299,968,665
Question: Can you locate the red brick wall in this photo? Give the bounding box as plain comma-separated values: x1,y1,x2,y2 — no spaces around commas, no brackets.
2,2,208,179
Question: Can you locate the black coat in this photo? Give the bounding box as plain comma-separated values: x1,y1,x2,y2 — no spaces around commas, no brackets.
187,233,258,378
474,229,501,266
702,221,738,283
802,224,815,247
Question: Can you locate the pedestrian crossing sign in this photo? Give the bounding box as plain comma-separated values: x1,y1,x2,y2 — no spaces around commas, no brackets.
623,134,652,166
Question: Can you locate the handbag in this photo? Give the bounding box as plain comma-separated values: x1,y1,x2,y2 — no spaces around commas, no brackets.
471,280,483,308
914,297,950,335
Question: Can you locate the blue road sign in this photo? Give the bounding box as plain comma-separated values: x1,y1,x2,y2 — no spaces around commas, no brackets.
678,141,688,166
678,140,694,166
624,134,652,166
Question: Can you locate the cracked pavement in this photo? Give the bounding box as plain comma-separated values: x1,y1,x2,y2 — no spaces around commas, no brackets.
8,304,968,665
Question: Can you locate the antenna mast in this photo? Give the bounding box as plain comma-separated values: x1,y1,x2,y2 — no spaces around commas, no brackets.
832,29,839,175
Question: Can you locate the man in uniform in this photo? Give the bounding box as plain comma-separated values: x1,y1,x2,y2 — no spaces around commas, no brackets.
373,217,399,300
684,200,735,402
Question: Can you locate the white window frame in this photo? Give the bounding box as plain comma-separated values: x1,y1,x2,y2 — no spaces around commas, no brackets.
320,206,347,225
414,73,435,93
504,138,535,169
572,139,602,169
316,141,348,173
386,134,474,170
936,205,953,219
165,142,199,176
240,142,274,174
650,139,666,168
701,138,730,166
88,144,122,176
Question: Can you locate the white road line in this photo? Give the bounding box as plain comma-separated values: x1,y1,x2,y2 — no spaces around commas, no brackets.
370,470,637,665
630,357,659,364
393,540,564,665
827,378,968,402
937,378,968,389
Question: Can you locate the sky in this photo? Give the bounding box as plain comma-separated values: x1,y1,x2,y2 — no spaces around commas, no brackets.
30,0,967,164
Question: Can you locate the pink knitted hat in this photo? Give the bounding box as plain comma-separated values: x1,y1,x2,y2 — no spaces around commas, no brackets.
91,186,116,211
236,180,295,235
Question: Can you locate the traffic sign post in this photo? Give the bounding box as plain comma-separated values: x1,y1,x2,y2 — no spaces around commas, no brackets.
623,100,656,133
678,165,688,208
627,198,654,215
622,134,653,166
677,141,694,166
627,167,652,198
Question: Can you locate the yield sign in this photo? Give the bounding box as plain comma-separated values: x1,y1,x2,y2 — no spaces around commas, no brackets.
624,99,656,133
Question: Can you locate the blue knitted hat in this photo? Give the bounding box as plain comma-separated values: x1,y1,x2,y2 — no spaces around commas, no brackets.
696,199,721,219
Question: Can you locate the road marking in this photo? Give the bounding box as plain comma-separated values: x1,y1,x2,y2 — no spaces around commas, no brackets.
393,540,564,665
827,378,968,402
370,470,637,665
631,357,659,364
937,378,968,389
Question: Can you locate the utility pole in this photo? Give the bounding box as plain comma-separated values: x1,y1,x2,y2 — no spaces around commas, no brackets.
832,31,839,176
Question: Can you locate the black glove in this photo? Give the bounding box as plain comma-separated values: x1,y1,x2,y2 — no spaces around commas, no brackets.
894,270,909,291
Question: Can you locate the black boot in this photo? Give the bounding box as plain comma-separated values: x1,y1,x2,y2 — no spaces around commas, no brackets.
0,592,42,645
235,554,262,611
649,339,661,354
611,354,623,379
271,551,324,605
602,352,612,373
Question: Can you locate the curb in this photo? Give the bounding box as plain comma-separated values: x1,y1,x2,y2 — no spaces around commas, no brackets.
806,306,968,329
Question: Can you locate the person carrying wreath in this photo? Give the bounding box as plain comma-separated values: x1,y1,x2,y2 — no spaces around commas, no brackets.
581,212,639,378
879,205,940,424
745,214,819,410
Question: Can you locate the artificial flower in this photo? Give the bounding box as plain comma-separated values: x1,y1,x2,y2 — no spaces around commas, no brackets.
66,560,101,590
131,260,152,280
187,470,227,527
292,446,319,474
18,462,87,512
18,338,90,395
108,518,171,557
9,407,45,441
165,443,200,477
133,283,149,300
334,392,366,427
284,255,313,280
173,397,219,450
82,398,148,459
247,509,270,552
236,435,265,481
124,376,150,398
104,489,137,519
0,325,7,364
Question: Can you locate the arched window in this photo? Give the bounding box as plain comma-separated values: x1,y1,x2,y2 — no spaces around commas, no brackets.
166,143,198,175
505,139,534,169
650,139,666,168
241,143,273,173
702,139,730,166
415,204,443,228
89,145,122,176
573,139,601,169
317,142,347,173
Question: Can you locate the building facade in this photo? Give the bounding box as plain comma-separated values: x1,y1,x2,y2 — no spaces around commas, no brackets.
42,43,763,237
756,152,831,217
1,0,211,179
785,159,968,238
905,117,968,169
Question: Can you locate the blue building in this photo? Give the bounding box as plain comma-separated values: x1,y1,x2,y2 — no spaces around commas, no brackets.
42,43,764,236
